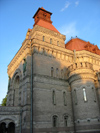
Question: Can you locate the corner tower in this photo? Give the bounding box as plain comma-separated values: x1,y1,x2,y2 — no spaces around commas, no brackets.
68,62,100,132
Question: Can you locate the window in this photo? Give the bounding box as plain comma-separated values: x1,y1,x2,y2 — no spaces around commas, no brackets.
23,58,27,74
53,115,58,127
74,89,77,105
61,69,63,79
51,67,54,77
83,88,87,102
92,87,96,102
52,90,56,105
57,41,59,46
63,92,67,106
43,36,45,41
50,38,52,44
64,115,68,126
56,68,59,78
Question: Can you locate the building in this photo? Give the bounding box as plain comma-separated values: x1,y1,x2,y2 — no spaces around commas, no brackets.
0,7,100,133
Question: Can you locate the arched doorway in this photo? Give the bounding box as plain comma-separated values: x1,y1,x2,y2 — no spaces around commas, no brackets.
0,122,7,133
0,122,15,133
8,122,15,133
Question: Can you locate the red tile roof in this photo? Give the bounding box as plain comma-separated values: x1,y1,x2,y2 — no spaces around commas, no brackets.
35,19,60,33
33,7,60,33
65,38,100,55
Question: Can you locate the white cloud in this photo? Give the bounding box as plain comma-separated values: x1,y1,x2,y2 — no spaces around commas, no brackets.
58,22,79,40
61,1,71,12
75,1,79,6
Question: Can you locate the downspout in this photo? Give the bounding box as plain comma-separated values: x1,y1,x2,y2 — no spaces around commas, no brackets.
30,39,33,133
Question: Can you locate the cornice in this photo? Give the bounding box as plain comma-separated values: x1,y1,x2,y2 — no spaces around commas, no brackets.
31,25,66,41
68,62,96,84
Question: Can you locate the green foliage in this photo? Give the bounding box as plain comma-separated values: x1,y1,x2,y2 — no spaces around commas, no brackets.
1,95,7,106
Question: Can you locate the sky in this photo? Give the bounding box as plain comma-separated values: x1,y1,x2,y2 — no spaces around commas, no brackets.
0,0,100,104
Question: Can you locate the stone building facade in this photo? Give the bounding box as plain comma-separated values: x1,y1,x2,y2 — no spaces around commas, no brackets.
0,7,100,133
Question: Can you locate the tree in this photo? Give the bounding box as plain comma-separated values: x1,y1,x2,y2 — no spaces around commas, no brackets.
1,95,7,106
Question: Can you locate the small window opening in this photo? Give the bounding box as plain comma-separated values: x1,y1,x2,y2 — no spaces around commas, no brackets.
53,115,58,127
56,68,59,78
74,89,77,105
50,38,52,44
51,67,54,77
43,36,45,41
63,92,67,106
61,69,63,79
92,87,96,102
57,41,59,46
52,90,56,105
83,88,87,102
64,115,68,126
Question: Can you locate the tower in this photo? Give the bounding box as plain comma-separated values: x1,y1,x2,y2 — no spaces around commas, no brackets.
0,7,100,133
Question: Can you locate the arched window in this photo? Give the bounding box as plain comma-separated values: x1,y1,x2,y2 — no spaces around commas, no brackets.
61,69,63,79
8,122,15,133
23,58,27,74
64,115,68,127
56,68,59,78
92,87,96,102
83,88,87,102
43,36,45,41
74,89,77,105
63,92,67,106
53,115,58,127
50,38,52,44
57,41,59,46
51,67,54,77
52,90,56,105
14,76,20,106
0,122,6,133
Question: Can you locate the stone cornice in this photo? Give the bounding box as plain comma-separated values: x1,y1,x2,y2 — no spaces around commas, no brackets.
7,40,31,77
0,106,21,112
68,62,96,84
68,73,96,84
31,25,66,41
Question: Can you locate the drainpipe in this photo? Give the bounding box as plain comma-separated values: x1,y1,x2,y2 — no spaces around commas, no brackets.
30,39,33,133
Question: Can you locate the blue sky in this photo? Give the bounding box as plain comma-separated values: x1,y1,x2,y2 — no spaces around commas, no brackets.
0,0,100,104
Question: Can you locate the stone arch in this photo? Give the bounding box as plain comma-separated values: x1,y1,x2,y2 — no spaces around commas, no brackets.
51,114,59,127
63,113,71,127
12,68,22,106
0,115,19,127
12,68,22,82
0,122,6,133
8,122,15,133
0,120,15,133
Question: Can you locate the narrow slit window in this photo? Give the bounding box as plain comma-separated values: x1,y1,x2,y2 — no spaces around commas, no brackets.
43,36,45,41
51,67,54,77
53,115,58,127
83,88,87,102
61,69,63,79
52,90,56,105
64,115,68,127
63,92,67,106
74,89,77,105
92,87,96,102
57,41,59,46
50,38,52,44
56,68,59,78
